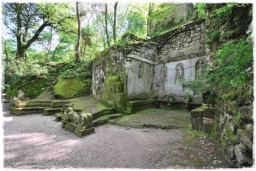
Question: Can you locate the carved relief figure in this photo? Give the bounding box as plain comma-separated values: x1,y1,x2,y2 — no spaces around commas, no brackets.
160,65,167,82
138,63,144,79
95,64,105,90
195,60,205,79
175,63,184,83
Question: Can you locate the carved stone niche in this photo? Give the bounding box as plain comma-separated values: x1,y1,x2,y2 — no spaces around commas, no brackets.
160,65,167,83
195,59,206,79
138,63,144,79
175,63,185,83
94,62,106,91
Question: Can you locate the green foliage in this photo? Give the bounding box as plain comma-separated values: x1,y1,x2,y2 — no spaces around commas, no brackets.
6,78,50,99
207,39,252,91
213,3,237,17
195,3,206,19
225,127,236,144
208,30,220,41
183,78,208,95
58,60,93,79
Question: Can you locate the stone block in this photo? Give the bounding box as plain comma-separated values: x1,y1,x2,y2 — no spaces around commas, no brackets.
74,127,95,137
236,129,253,150
225,145,235,160
190,106,203,117
64,122,75,132
191,116,203,130
41,101,53,107
55,113,63,122
203,107,215,119
234,143,253,165
92,108,113,119
239,106,253,122
43,108,62,116
244,124,253,140
203,117,214,133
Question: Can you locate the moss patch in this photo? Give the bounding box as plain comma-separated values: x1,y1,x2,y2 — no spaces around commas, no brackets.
54,78,85,99
102,76,126,112
116,108,191,129
6,77,50,99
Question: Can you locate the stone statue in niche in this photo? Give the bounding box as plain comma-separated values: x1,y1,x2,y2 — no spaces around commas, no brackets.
195,60,205,79
138,63,144,79
175,63,184,83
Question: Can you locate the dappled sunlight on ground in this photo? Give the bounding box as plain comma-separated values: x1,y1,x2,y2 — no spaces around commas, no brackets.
4,132,81,165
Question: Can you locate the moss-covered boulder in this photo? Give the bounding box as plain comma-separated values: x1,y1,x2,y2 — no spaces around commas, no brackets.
54,78,89,99
6,77,51,99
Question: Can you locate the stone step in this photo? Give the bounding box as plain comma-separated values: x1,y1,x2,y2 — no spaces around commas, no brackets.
125,100,155,114
43,108,62,116
93,113,123,127
92,108,114,120
10,107,47,116
13,100,71,108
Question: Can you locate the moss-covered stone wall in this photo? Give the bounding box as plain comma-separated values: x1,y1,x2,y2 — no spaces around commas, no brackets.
204,4,253,168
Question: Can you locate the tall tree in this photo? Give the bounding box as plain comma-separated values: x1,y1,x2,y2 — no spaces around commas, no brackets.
113,2,118,42
3,3,75,59
104,4,110,47
75,2,81,63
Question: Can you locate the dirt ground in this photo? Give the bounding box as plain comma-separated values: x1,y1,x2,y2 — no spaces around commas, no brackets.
3,96,228,169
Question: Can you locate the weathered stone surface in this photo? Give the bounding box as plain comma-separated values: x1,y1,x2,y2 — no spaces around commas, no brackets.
54,78,86,99
92,20,208,107
203,117,214,133
226,145,235,160
234,143,252,165
63,122,75,132
43,108,62,116
244,124,253,140
74,127,94,137
191,106,203,117
191,116,203,130
55,113,63,122
236,129,253,150
203,107,215,119
239,106,253,122
61,105,94,137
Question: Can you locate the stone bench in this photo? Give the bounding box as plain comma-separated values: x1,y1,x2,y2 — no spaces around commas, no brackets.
125,99,155,114
155,99,184,110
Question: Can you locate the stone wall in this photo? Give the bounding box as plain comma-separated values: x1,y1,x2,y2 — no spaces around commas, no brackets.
153,20,208,100
214,101,253,167
126,42,157,99
149,3,194,36
92,20,208,109
203,4,253,168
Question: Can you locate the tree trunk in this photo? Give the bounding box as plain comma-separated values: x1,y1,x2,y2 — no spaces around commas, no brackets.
4,42,9,64
147,3,154,37
105,4,110,47
113,2,118,43
75,2,81,63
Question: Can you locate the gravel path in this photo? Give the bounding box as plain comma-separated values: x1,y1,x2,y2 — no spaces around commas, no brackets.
3,103,227,169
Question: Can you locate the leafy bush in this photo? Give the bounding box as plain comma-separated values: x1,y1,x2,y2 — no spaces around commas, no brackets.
207,39,252,90
58,60,93,79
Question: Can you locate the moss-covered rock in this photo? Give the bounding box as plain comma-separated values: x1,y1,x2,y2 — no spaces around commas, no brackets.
54,78,86,99
101,76,126,112
6,77,50,99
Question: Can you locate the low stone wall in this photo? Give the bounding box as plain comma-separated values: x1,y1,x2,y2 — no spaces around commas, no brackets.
191,103,253,167
190,105,215,132
215,102,253,167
